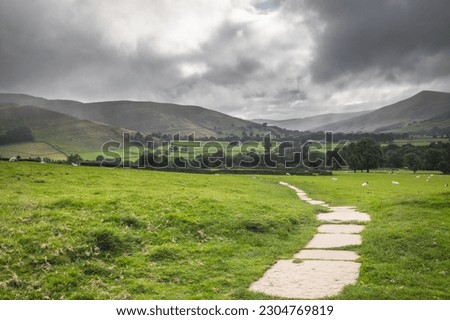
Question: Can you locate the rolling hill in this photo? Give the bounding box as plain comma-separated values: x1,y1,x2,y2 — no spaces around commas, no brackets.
0,103,127,159
252,110,370,131
0,93,277,137
313,90,450,133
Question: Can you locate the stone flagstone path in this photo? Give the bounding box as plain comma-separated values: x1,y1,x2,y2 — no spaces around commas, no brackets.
250,182,371,299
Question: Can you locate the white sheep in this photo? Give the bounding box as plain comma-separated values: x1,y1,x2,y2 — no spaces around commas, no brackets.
9,157,18,162
362,181,368,187
392,181,400,185
71,163,79,167
331,177,338,181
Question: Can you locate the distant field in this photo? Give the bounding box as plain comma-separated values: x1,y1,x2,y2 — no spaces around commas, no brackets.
0,162,448,299
0,142,67,161
388,137,449,146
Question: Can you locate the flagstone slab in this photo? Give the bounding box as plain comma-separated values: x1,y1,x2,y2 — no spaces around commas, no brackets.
307,200,327,205
297,194,313,201
317,212,371,222
305,234,362,248
318,224,365,234
294,249,359,261
250,259,361,299
328,206,357,211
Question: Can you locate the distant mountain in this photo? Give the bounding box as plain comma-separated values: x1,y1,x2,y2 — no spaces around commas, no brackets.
0,103,126,158
0,93,277,137
314,91,450,133
252,111,370,131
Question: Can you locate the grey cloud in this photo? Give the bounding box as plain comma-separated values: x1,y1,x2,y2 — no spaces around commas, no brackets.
0,0,187,101
204,56,264,86
296,0,450,84
1,0,449,121
272,89,307,104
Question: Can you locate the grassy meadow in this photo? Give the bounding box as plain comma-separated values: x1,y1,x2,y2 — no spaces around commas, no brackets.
277,172,450,299
0,162,448,299
0,142,67,161
0,162,317,299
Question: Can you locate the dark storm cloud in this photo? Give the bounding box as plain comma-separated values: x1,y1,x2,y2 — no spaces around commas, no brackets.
297,0,450,84
0,1,104,90
203,56,264,86
0,0,449,120
0,0,188,101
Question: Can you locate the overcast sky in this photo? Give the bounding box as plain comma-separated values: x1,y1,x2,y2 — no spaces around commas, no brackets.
0,0,449,119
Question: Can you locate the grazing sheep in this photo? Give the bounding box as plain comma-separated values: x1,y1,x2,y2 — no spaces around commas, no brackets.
426,178,430,182
71,162,79,167
445,184,448,188
416,175,421,178
9,156,20,162
362,182,368,187
331,177,338,181
285,173,291,176
392,181,400,185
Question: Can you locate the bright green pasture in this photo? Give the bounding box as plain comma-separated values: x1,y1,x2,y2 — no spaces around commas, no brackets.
277,171,450,299
1,162,448,299
0,162,317,299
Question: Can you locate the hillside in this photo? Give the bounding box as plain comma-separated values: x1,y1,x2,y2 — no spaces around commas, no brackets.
314,91,450,133
0,93,276,137
0,103,127,159
252,110,370,131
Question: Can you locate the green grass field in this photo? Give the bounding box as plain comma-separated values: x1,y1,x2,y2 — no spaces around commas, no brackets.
388,137,449,146
278,171,450,299
0,142,67,161
0,162,448,299
0,162,317,299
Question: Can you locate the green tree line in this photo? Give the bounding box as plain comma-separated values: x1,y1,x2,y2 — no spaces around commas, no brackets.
335,138,450,174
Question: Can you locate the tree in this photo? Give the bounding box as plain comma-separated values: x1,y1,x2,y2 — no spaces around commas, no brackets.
134,131,144,143
263,135,272,154
342,142,362,172
356,138,382,172
437,143,450,174
67,154,83,163
341,138,382,172
384,149,403,168
404,153,422,173
423,148,443,170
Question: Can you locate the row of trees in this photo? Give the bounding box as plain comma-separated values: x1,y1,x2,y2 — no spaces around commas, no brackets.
134,129,419,144
383,142,450,173
336,139,450,174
